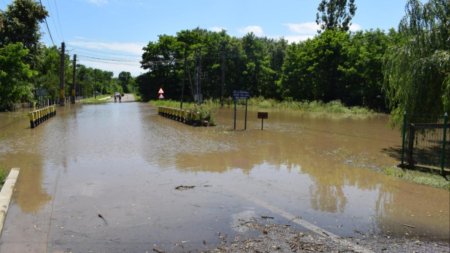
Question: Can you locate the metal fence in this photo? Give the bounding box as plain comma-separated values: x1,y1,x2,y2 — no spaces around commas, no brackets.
401,112,449,175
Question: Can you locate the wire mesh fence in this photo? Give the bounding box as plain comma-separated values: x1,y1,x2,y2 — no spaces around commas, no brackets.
401,112,449,175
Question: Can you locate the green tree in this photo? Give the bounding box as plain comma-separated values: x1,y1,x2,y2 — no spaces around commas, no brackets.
118,71,133,93
280,29,391,110
35,46,60,101
0,12,4,31
383,0,450,124
280,31,351,102
280,42,314,100
340,29,390,109
241,34,277,98
141,34,181,101
316,0,357,32
0,43,35,110
0,0,48,57
77,65,94,97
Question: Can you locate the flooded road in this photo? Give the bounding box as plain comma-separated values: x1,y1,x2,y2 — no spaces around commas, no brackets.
0,103,448,252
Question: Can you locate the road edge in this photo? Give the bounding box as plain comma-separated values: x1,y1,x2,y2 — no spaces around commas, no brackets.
0,168,20,236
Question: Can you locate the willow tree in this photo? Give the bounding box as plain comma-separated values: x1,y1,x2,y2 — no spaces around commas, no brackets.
383,0,449,124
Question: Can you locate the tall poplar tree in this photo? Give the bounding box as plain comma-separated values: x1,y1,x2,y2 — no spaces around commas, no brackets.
316,0,357,32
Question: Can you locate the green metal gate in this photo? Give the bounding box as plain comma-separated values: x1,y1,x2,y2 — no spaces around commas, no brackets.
401,112,449,175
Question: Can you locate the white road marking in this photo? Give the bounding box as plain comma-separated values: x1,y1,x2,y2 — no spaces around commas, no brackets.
228,188,374,253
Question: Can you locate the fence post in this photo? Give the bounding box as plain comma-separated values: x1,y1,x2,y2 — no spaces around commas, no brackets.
407,123,415,167
401,111,407,166
441,112,448,175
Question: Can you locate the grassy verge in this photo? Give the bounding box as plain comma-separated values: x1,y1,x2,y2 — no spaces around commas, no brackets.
383,166,450,190
247,97,372,115
80,95,111,104
133,93,142,102
0,166,8,188
150,100,217,125
150,98,372,116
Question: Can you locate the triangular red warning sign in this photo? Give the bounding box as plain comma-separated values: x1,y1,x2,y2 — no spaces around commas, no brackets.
158,88,164,94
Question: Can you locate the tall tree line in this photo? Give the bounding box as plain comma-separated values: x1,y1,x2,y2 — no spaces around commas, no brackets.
138,28,391,111
138,0,449,120
0,0,134,110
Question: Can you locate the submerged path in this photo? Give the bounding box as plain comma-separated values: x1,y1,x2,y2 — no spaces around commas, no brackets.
0,102,448,252
107,93,136,103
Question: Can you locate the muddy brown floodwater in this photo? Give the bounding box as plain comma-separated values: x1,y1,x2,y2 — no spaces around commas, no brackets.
0,102,448,252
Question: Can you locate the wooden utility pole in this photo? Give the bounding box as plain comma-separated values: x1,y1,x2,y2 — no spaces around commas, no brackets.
71,54,77,104
195,49,202,104
220,42,226,107
94,70,97,99
59,42,65,106
180,45,187,109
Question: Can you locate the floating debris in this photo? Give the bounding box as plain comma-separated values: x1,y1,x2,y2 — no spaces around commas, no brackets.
97,213,108,225
175,185,195,191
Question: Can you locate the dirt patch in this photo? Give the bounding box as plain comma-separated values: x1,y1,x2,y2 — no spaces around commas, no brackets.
204,219,449,253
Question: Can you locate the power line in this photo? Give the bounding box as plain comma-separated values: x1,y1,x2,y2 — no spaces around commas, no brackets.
79,60,138,67
78,54,139,63
38,0,56,46
78,56,139,66
68,46,140,60
52,0,64,41
44,0,62,42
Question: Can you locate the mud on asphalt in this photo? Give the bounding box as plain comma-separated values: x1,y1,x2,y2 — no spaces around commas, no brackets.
150,218,450,253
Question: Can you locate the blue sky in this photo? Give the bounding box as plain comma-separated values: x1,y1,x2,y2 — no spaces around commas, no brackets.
0,0,411,76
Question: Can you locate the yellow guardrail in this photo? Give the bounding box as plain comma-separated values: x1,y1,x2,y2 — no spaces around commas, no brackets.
157,106,203,125
28,105,56,129
158,106,186,122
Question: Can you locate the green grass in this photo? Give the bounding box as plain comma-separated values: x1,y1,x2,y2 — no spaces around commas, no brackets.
150,99,219,111
383,166,450,190
133,93,142,102
0,166,8,188
151,98,373,118
150,100,217,125
246,97,372,115
80,95,111,104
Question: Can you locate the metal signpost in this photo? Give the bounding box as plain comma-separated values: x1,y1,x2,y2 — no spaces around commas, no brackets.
257,112,268,130
233,90,250,130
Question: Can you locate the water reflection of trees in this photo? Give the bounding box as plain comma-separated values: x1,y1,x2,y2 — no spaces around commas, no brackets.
175,129,382,213
175,130,449,238
374,182,450,239
0,153,51,213
153,108,449,238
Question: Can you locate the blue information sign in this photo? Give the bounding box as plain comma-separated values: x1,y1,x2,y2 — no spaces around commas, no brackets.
233,90,250,99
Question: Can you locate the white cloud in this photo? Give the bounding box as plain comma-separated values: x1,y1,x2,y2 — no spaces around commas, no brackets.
68,39,144,56
350,23,362,32
210,26,227,32
238,25,265,37
283,35,316,43
285,22,319,35
80,59,143,77
282,22,363,43
87,0,108,6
